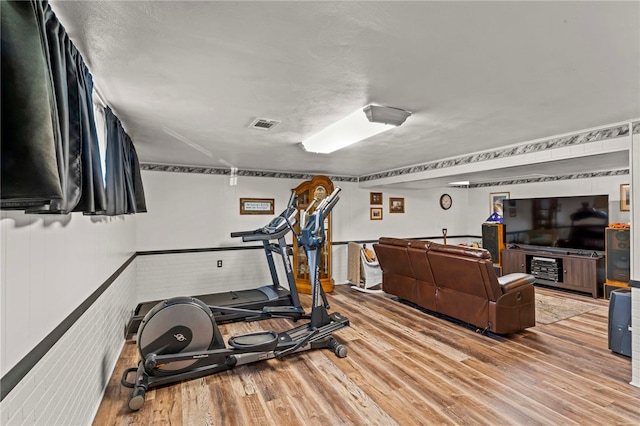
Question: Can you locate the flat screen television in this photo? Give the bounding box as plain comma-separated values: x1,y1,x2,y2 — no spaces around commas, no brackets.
502,195,609,252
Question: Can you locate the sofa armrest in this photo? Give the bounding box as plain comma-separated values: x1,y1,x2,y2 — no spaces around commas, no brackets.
498,273,535,292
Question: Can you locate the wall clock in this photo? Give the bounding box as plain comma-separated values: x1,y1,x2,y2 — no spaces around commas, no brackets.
440,194,452,210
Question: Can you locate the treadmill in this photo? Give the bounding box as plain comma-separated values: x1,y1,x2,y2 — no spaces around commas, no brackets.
125,193,302,338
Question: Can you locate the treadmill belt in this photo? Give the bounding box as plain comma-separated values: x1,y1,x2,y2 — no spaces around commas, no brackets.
197,288,277,306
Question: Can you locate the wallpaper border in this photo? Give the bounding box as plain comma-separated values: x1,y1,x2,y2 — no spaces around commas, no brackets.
360,123,630,182
142,121,637,186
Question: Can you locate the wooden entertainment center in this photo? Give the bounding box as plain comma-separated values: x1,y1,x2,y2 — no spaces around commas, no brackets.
502,246,605,298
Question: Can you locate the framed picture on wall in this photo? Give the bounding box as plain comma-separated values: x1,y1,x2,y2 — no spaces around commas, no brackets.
240,198,274,215
489,192,509,215
370,207,383,220
370,192,383,205
389,197,405,213
620,184,630,211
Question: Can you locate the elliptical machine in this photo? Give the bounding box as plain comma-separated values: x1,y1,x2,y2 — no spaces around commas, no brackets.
121,187,349,411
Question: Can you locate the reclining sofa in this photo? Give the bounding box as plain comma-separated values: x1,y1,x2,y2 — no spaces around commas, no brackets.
373,237,536,334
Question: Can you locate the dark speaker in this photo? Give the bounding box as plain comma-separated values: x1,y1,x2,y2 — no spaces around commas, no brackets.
608,288,631,357
606,229,630,282
482,224,504,266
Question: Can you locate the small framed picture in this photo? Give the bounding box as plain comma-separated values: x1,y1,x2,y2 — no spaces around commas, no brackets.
370,192,383,205
370,207,383,220
240,198,274,215
389,197,405,213
489,192,510,216
620,184,630,211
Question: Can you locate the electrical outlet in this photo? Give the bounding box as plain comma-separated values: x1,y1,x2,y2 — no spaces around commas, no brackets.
217,260,223,268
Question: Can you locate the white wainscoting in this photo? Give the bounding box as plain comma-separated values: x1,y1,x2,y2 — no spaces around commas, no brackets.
0,261,136,425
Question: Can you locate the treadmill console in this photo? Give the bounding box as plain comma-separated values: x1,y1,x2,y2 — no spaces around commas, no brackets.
262,207,297,235
231,190,299,242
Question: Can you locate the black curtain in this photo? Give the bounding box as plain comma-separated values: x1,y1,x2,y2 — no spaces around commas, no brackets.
1,0,62,208
29,2,91,214
105,108,147,215
128,136,147,214
73,54,108,214
1,0,143,215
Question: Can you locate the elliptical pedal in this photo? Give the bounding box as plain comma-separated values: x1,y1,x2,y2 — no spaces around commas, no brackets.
228,330,278,351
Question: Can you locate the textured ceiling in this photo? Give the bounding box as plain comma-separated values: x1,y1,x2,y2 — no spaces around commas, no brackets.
50,1,639,185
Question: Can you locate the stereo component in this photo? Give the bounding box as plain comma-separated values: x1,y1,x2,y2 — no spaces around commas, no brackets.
530,257,562,283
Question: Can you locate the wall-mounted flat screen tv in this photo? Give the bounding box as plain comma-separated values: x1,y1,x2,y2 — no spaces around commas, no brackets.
503,195,609,252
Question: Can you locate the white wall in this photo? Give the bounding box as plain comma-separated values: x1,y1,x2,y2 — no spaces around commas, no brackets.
0,261,136,425
136,171,475,248
1,212,136,373
0,211,136,424
134,171,474,302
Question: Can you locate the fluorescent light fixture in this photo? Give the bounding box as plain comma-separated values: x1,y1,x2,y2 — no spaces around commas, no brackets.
449,180,470,186
301,104,411,154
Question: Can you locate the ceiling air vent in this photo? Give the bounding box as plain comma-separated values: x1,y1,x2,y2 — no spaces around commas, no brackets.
249,118,281,131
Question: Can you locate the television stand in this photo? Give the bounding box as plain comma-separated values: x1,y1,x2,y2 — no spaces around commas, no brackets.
502,247,604,298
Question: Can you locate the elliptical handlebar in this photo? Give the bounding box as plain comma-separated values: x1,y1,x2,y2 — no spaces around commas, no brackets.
301,198,317,228
315,187,341,219
297,187,341,250
305,198,317,214
282,186,341,246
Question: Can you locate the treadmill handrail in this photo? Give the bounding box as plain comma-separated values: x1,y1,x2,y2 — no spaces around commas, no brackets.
230,229,257,238
229,211,296,239
239,224,294,242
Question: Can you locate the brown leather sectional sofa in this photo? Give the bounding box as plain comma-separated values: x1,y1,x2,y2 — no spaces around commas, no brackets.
373,237,536,334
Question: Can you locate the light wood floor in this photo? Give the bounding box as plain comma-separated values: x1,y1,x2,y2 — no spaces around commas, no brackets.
93,285,639,425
